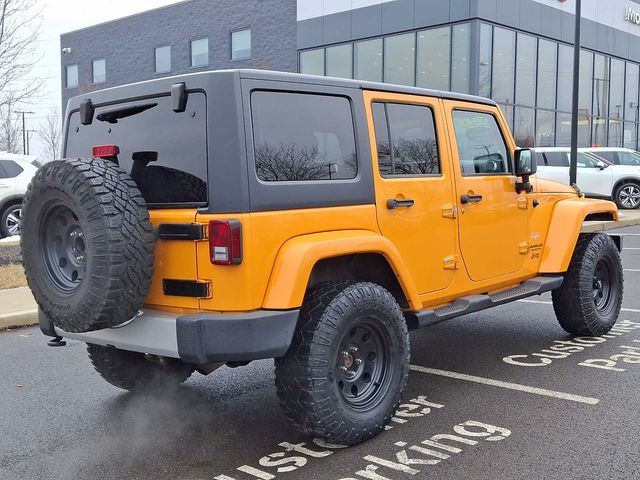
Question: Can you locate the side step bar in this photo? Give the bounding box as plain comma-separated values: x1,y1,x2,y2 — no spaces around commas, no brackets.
405,275,564,330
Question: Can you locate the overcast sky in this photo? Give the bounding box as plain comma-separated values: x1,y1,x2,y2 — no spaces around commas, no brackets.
25,0,183,159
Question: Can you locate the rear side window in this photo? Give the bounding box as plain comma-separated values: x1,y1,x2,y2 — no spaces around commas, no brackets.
543,152,569,167
251,91,357,182
65,93,208,206
452,110,510,175
0,160,24,178
372,102,440,176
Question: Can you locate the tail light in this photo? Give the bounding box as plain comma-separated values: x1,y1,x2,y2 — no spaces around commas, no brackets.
92,144,120,159
209,220,242,265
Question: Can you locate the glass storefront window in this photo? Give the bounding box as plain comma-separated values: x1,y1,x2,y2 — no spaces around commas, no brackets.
384,33,416,86
451,23,470,94
593,54,610,118
556,113,590,147
625,63,639,123
300,49,325,76
592,117,607,147
557,44,574,112
608,119,624,147
537,40,557,110
514,107,535,147
479,23,493,98
536,110,556,146
355,38,383,82
326,44,353,79
609,59,624,120
623,122,638,150
417,27,450,91
579,50,593,116
492,27,515,106
515,33,536,107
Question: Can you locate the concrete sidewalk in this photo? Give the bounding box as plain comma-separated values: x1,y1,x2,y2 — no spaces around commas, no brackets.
582,209,640,232
0,287,37,330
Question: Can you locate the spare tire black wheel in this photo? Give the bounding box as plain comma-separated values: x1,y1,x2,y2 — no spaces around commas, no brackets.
21,158,155,333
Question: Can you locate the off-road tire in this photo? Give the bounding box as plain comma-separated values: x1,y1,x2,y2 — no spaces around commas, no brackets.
0,201,22,237
552,233,623,336
614,181,640,210
87,344,194,391
21,158,155,333
275,281,410,445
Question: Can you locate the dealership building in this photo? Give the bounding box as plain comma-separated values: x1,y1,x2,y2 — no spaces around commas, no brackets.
61,0,640,149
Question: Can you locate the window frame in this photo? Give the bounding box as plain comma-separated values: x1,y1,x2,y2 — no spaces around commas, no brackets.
372,101,443,179
231,28,252,61
451,108,513,177
250,89,359,184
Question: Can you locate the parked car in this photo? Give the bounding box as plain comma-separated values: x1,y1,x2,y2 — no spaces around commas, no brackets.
0,153,40,237
22,70,622,445
533,147,640,209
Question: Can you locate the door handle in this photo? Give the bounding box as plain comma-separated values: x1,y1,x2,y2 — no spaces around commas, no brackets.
387,198,415,209
460,194,483,204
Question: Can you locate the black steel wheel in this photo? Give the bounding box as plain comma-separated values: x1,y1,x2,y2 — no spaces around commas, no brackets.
614,182,640,209
275,282,410,445
552,233,623,336
0,203,22,237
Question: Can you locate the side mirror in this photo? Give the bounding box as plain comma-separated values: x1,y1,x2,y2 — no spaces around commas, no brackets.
514,149,536,194
596,161,608,170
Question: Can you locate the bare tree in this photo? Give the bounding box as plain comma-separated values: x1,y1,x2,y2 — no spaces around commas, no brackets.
38,107,62,161
0,98,20,153
0,0,42,109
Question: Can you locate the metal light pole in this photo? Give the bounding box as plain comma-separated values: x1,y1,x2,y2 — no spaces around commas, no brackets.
15,111,35,155
570,0,582,188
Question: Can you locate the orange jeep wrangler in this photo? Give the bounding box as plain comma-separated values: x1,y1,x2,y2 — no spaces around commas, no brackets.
22,70,623,445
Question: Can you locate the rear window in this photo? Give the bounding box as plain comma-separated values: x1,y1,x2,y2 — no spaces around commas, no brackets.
0,160,24,178
65,93,208,206
251,91,357,182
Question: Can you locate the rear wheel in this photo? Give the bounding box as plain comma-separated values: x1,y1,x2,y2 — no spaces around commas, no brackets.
614,181,640,209
87,344,194,391
275,282,410,445
552,233,623,336
0,202,22,237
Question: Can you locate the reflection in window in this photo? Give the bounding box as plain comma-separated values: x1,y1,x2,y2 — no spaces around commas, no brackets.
417,27,450,91
452,110,510,175
579,50,594,116
191,38,209,67
372,103,440,176
451,24,470,94
557,44,574,112
592,117,607,147
492,28,515,106
479,23,493,98
326,44,352,79
625,63,639,123
514,107,535,147
623,123,638,150
384,33,415,86
355,39,382,82
593,54,609,118
556,113,590,147
300,49,325,76
231,29,251,60
536,110,556,147
515,33,536,107
252,92,357,182
537,40,557,110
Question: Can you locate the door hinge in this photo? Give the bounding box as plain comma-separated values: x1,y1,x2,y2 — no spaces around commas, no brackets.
519,241,529,255
443,255,459,270
517,197,529,210
442,204,457,219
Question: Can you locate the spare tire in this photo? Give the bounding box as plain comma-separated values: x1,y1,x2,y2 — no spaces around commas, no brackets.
21,158,155,333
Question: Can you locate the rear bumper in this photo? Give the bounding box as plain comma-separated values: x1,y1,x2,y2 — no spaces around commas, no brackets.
40,308,299,364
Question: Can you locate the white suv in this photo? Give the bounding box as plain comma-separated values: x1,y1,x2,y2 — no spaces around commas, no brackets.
533,147,640,209
0,153,40,237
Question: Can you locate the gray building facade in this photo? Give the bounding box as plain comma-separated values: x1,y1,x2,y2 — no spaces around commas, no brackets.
61,0,640,149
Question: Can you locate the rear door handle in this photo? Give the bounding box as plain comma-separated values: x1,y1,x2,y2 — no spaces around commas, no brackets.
387,198,415,209
460,194,483,204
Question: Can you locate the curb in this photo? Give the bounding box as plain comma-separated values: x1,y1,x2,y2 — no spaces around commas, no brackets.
0,309,38,331
582,214,640,233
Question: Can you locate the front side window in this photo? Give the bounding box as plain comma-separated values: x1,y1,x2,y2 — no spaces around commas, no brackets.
372,102,440,176
618,151,640,166
92,59,105,83
191,38,209,67
452,110,510,175
155,45,171,73
231,29,251,60
66,64,78,88
252,92,357,182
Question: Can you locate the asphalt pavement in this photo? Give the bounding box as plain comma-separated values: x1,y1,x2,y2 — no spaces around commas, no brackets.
2,226,640,480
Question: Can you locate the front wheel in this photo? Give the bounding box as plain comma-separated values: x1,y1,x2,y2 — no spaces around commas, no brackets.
552,233,623,336
275,282,410,445
614,182,640,209
0,203,22,237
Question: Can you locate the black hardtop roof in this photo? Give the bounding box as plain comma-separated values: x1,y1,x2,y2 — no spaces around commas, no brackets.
66,69,497,109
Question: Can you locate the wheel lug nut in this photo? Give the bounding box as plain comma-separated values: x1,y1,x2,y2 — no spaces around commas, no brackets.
339,366,348,373
341,350,349,357
355,358,363,365
348,345,358,353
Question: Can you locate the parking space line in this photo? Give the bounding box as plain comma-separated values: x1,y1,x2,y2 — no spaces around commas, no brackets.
517,299,640,313
409,365,600,405
624,248,640,250
624,269,640,272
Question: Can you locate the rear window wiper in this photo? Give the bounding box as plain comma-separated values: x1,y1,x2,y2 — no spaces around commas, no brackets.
96,102,158,124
